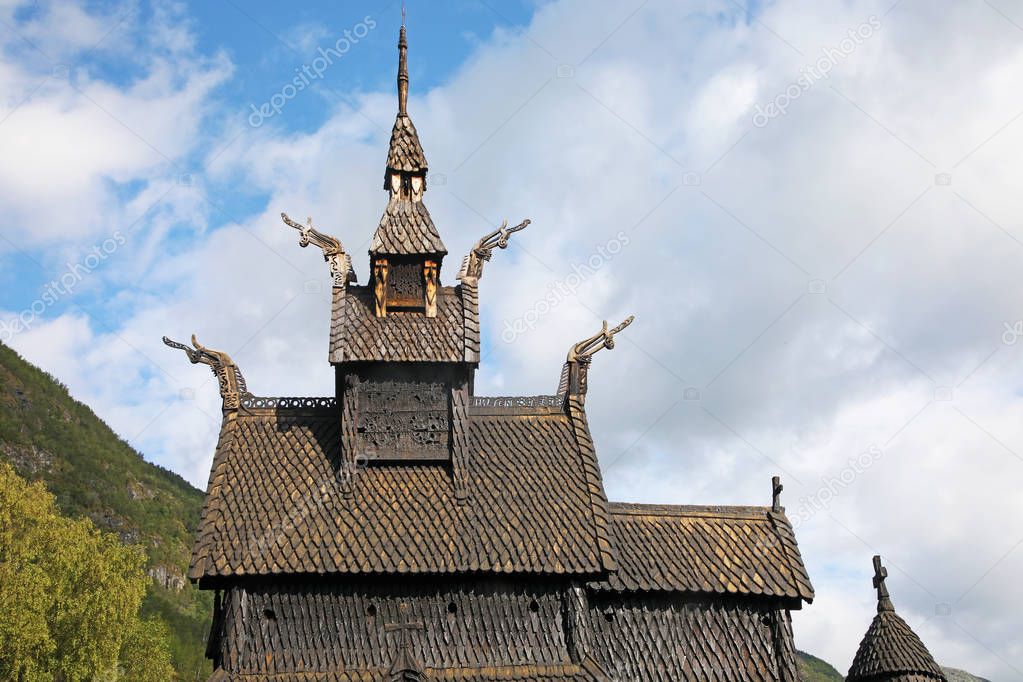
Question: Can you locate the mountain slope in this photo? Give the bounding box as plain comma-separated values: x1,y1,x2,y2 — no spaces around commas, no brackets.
0,341,211,679
796,650,844,681
943,667,991,682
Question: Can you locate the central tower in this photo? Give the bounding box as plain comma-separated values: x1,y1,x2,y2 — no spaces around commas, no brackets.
311,23,501,482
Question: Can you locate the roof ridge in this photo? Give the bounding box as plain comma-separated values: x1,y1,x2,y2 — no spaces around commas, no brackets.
609,501,773,517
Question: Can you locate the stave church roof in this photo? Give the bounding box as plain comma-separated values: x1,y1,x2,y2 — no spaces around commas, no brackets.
167,17,816,682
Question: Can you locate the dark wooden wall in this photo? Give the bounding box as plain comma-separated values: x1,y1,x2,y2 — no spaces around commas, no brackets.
210,577,799,680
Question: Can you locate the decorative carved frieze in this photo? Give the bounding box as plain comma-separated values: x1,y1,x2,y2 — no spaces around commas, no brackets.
238,396,336,410
356,379,450,461
387,261,424,306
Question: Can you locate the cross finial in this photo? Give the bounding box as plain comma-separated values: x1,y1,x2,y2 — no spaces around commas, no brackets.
771,475,783,512
872,555,894,612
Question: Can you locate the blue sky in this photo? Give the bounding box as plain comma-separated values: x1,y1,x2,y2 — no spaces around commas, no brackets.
2,0,1023,678
0,0,541,325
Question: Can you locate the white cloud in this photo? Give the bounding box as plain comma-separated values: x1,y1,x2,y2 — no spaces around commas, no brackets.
0,0,231,245
3,0,1023,678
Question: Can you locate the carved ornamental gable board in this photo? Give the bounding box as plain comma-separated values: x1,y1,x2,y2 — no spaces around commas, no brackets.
356,379,451,461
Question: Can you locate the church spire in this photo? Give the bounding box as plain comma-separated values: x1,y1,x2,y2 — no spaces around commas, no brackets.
381,20,428,186
369,20,446,317
847,555,948,681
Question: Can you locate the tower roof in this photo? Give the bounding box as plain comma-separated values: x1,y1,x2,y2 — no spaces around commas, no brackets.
386,114,427,174
847,556,947,681
370,199,446,256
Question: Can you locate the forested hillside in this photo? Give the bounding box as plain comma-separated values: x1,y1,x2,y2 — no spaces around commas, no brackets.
0,342,211,679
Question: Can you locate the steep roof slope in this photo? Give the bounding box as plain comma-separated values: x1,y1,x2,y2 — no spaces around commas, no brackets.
189,402,615,581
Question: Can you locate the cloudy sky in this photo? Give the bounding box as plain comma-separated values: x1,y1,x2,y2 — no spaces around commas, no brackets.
2,0,1022,677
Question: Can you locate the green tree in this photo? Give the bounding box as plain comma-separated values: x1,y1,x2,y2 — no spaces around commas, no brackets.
0,463,175,681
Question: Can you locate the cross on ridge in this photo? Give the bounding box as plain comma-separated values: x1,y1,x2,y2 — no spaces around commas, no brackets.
872,555,888,595
871,555,894,612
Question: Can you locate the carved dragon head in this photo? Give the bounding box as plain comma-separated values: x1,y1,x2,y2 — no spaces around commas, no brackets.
457,218,531,283
162,335,249,409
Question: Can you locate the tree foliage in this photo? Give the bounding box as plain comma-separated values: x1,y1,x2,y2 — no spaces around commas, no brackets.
0,341,211,677
0,463,175,681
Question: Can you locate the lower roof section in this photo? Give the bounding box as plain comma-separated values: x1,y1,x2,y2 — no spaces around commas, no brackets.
592,502,814,602
189,401,813,606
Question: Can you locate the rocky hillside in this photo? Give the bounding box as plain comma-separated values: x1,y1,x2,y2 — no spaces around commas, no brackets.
796,650,844,680
0,341,211,679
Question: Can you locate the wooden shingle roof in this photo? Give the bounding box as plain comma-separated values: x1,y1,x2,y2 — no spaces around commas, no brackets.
591,503,814,601
329,285,476,364
212,666,595,681
369,198,447,257
847,610,947,681
188,405,615,581
386,115,428,174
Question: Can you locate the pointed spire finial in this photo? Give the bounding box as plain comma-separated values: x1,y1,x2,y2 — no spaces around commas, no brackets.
872,555,894,613
397,17,409,116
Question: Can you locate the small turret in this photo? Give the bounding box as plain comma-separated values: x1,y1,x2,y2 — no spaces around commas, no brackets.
846,555,947,681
